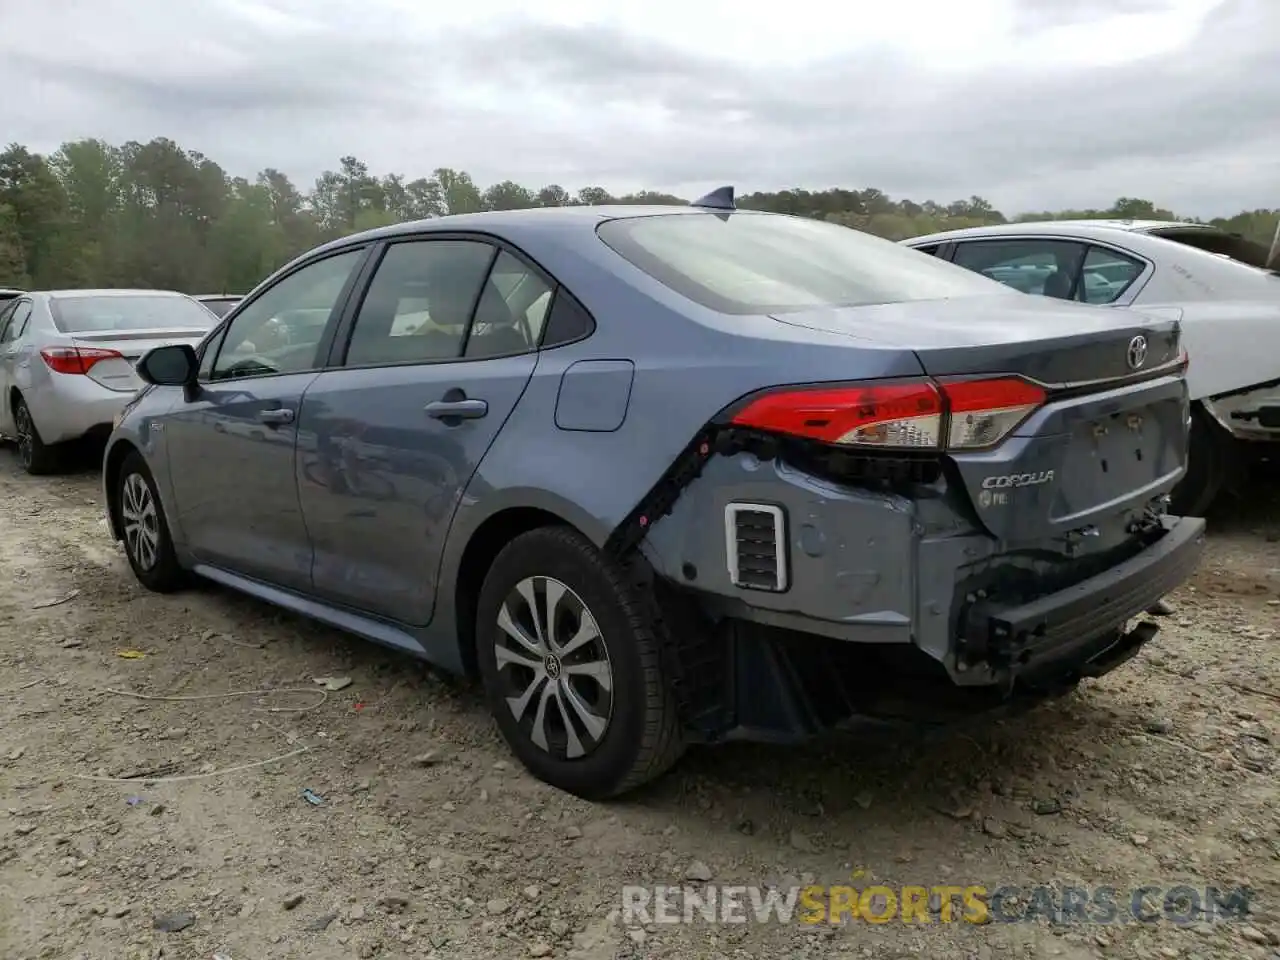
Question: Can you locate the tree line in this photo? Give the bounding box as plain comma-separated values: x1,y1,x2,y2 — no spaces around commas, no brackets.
0,137,1275,295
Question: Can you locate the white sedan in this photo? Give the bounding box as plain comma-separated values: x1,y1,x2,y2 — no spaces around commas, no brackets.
902,219,1280,514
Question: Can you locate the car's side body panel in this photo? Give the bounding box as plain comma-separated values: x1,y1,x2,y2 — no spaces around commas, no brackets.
296,352,540,625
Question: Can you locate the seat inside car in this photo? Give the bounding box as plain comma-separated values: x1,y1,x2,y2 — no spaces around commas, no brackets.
1041,267,1074,299
465,281,531,356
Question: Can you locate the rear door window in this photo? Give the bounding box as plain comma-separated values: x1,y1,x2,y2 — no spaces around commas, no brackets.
951,239,1089,299
1,301,32,343
1077,246,1145,304
464,251,554,359
343,240,495,366
0,300,17,340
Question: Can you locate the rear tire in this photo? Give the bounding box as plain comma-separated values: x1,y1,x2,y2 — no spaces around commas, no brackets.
475,526,685,799
12,396,61,476
1170,405,1231,517
117,451,187,593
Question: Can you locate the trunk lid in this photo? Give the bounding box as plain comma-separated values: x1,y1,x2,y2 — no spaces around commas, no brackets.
72,328,209,393
772,295,1181,384
773,296,1188,543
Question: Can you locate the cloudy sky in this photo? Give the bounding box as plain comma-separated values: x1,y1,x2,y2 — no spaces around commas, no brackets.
1,0,1276,216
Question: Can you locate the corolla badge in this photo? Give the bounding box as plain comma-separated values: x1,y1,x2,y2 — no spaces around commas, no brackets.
981,470,1055,490
1126,335,1148,370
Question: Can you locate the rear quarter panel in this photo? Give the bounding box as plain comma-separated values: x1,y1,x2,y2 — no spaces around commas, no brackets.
435,219,926,590
1153,299,1280,399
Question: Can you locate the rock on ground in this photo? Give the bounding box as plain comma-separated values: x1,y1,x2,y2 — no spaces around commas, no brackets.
1,452,1279,958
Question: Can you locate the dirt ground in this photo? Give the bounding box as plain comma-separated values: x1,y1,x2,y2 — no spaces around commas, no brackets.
1,449,1278,960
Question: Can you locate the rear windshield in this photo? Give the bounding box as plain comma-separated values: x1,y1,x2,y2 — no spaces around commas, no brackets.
1148,227,1279,275
597,212,1010,315
50,295,220,334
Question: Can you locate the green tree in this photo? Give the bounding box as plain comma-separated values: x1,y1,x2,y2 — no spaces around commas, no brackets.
536,184,572,207
433,168,483,215
0,203,30,287
0,135,1273,295
576,186,614,206
483,180,536,211
0,144,67,287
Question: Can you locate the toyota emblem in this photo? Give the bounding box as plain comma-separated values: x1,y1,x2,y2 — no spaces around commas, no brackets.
1126,335,1148,370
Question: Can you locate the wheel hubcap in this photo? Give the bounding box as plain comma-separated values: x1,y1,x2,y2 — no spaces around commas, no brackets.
121,473,160,571
494,576,613,759
15,406,32,467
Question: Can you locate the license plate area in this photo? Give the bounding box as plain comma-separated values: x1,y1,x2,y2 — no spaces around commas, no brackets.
1052,405,1168,519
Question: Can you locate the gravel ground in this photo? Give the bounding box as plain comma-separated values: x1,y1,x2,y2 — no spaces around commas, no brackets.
1,448,1278,960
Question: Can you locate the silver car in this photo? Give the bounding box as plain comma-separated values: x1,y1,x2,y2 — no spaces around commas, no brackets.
0,289,219,474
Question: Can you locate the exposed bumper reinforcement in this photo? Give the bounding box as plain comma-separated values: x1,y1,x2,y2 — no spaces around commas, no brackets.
963,515,1206,678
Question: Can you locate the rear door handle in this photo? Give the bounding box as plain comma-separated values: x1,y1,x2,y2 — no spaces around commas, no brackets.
425,399,488,421
258,408,295,426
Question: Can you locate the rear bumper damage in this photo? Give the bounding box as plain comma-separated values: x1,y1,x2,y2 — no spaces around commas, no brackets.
633,443,1206,742
956,515,1205,686
656,516,1204,742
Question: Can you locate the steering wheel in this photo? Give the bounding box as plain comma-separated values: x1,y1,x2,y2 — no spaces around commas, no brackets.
221,355,280,378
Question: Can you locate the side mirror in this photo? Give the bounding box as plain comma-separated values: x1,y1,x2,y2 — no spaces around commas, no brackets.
136,343,198,387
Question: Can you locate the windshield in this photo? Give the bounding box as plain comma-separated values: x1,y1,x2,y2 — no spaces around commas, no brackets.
597,212,1012,315
51,295,220,334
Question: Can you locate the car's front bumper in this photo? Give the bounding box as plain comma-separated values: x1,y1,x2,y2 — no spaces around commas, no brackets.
1205,383,1280,443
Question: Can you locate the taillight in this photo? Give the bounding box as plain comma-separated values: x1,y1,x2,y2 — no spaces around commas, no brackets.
941,377,1046,449
729,376,1048,452
729,382,943,449
40,346,124,375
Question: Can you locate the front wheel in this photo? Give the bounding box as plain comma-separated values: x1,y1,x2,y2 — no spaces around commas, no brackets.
117,451,187,593
475,527,685,799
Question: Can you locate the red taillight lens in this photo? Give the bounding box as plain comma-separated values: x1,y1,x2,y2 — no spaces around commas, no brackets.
730,382,944,449
40,346,123,375
730,376,1047,451
940,377,1047,449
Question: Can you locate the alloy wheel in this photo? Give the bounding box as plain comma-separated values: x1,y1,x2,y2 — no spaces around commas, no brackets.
121,473,160,571
14,404,32,469
494,576,614,759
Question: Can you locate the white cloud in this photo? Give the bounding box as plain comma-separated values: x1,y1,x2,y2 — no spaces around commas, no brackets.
0,0,1274,216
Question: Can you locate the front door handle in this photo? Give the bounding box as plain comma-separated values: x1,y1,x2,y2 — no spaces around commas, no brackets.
425,398,488,421
258,408,295,426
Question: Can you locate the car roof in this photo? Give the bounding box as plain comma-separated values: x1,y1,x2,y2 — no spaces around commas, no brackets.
304,204,723,256
195,293,242,300
39,288,191,299
903,219,1221,245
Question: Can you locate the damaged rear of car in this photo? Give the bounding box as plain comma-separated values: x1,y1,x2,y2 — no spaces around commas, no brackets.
596,209,1206,748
